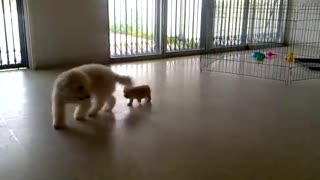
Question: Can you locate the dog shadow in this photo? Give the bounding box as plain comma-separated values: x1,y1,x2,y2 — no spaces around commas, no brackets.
123,102,152,130
57,103,152,147
58,112,115,148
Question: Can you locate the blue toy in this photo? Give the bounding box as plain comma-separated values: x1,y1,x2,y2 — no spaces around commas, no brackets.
252,52,266,61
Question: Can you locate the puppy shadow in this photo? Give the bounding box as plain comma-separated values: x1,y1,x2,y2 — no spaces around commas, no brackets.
85,112,116,130
123,102,152,130
58,112,115,148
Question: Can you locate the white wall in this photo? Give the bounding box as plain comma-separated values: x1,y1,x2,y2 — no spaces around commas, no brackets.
25,0,110,69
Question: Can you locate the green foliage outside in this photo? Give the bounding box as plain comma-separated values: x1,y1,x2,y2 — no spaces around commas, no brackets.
110,23,200,48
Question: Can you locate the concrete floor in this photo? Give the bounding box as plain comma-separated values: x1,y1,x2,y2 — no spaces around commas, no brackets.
0,57,320,180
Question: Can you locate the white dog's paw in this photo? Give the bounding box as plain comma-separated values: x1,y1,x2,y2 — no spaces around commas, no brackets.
53,123,66,130
105,109,113,113
88,112,98,117
74,114,86,121
102,107,113,112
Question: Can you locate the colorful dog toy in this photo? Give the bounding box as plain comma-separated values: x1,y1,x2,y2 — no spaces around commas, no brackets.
252,52,266,61
266,51,278,59
286,51,295,63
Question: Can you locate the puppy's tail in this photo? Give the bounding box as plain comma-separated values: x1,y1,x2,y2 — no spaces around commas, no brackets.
114,74,133,87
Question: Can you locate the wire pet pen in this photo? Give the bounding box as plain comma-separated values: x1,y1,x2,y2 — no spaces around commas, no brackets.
200,3,320,85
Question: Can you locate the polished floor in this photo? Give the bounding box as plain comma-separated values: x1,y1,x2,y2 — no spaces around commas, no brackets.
0,57,320,180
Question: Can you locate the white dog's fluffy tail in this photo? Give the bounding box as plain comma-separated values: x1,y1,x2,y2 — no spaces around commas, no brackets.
115,74,133,86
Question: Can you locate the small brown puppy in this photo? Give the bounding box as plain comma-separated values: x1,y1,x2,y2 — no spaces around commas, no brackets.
123,85,151,106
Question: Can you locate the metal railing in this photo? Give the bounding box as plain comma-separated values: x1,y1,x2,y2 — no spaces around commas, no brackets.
201,3,320,85
247,0,287,44
212,0,247,47
108,0,287,59
109,0,160,56
167,0,202,51
0,0,27,68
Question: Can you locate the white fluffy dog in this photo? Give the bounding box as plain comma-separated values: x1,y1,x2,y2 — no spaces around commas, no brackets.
51,64,132,129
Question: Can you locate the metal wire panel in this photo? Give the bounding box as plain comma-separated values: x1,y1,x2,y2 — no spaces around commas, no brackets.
201,3,320,85
200,48,293,83
247,0,287,44
211,0,286,48
0,0,22,67
290,4,320,59
201,49,320,84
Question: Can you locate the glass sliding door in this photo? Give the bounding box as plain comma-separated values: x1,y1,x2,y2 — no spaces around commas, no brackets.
212,0,248,48
108,0,288,58
109,0,160,57
247,0,287,44
166,0,203,51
